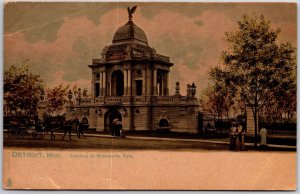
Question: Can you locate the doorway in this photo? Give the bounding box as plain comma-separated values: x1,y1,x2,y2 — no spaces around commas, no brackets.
104,108,122,132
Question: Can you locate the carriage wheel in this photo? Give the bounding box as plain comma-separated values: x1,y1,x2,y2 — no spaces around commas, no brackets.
7,130,13,138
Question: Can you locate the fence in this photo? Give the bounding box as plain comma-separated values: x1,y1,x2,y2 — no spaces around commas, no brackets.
259,122,296,136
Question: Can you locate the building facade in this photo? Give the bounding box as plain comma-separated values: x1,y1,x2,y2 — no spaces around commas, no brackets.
39,7,200,134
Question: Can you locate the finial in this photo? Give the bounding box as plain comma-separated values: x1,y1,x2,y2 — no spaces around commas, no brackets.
175,81,181,96
127,6,137,22
187,84,191,97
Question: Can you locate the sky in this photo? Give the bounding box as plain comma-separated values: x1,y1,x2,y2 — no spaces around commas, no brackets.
4,2,297,97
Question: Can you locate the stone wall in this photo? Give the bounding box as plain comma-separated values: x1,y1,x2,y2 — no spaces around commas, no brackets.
66,104,199,134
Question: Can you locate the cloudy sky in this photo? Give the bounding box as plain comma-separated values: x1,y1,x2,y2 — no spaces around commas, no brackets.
4,2,297,97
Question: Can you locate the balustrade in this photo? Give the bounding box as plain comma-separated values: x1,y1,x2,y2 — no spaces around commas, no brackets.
76,95,196,106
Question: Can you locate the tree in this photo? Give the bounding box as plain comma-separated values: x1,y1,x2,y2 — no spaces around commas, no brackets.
4,63,44,118
46,84,69,116
212,15,296,147
200,85,225,121
201,79,234,122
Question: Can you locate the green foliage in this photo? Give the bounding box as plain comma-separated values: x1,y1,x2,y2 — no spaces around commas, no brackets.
4,63,44,117
46,84,69,116
204,14,296,123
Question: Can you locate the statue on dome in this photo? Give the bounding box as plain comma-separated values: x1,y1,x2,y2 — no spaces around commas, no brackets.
127,6,137,21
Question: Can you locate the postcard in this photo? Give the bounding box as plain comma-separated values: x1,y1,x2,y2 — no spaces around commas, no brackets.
3,2,297,190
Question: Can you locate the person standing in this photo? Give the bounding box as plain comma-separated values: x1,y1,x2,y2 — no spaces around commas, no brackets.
236,122,247,151
116,120,122,137
229,122,237,151
119,121,125,137
78,118,88,138
112,118,118,136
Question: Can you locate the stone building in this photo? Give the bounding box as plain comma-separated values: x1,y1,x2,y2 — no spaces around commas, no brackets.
39,7,200,134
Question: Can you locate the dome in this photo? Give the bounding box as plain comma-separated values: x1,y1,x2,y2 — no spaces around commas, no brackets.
112,21,148,46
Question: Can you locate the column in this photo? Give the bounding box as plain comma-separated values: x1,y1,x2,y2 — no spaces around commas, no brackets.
142,68,146,96
103,72,106,96
124,69,128,95
161,74,164,96
153,69,157,95
165,72,169,95
100,72,103,96
128,69,131,96
92,73,95,98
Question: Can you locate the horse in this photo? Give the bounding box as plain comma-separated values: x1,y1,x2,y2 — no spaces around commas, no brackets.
77,117,89,138
61,118,79,141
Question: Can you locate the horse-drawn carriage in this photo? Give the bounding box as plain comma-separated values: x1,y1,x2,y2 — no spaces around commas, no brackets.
5,117,47,139
4,116,89,140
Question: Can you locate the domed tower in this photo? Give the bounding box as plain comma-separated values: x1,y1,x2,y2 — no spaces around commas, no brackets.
82,6,199,133
89,6,173,98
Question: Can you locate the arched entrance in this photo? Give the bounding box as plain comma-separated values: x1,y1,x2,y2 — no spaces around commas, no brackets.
111,70,124,96
159,118,169,127
157,118,170,132
104,108,122,132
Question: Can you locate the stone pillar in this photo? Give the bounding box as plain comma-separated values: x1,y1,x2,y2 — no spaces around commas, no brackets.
124,69,128,95
103,72,106,96
128,69,132,95
153,69,157,95
175,81,180,96
165,72,169,95
92,73,95,98
146,67,151,95
100,72,103,96
161,73,164,96
187,84,191,97
142,68,146,96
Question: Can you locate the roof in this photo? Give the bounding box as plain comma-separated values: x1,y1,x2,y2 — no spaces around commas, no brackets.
112,21,148,46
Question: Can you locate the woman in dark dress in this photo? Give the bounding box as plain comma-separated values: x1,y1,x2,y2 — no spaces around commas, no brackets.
229,122,237,151
112,118,118,136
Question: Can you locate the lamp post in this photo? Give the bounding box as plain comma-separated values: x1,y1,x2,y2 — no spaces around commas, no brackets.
77,88,82,105
83,88,87,98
